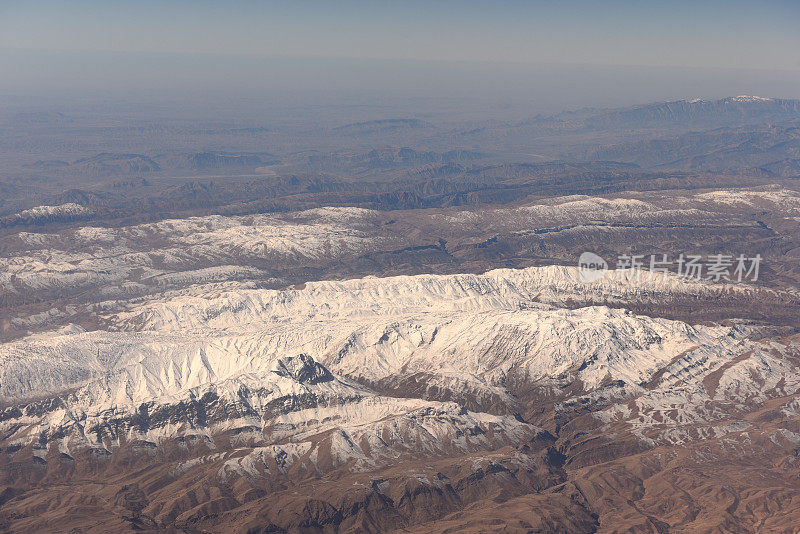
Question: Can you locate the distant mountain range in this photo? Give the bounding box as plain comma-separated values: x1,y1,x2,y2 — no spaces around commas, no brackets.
528,95,800,132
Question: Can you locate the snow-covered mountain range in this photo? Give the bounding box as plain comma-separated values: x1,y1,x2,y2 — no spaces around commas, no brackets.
1,264,795,470
3,187,800,532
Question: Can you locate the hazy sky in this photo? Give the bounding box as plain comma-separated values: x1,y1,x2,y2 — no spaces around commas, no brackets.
0,1,798,112
1,0,798,69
